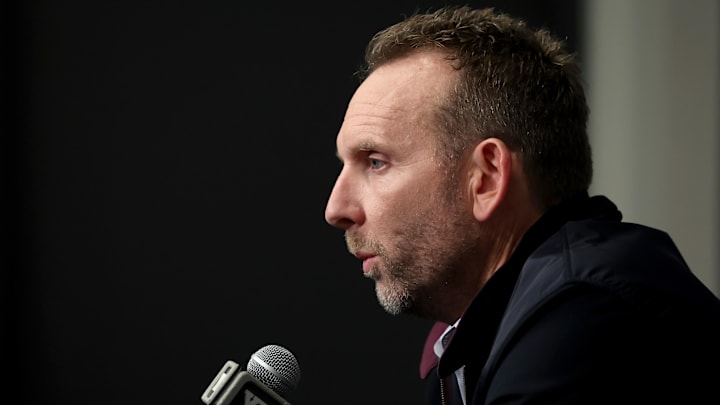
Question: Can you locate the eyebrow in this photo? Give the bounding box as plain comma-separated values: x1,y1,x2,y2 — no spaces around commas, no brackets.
335,139,382,161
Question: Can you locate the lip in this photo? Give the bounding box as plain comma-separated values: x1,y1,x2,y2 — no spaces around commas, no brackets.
362,256,377,274
354,252,377,274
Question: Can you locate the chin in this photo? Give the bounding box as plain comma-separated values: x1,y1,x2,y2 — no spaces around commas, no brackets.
378,301,405,316
376,290,414,316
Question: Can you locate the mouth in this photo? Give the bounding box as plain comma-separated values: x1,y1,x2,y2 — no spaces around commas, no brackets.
353,251,377,274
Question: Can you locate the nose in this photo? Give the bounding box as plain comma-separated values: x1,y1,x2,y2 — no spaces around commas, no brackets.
325,169,363,230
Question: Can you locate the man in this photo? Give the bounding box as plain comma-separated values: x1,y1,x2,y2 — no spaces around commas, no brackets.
324,5,720,405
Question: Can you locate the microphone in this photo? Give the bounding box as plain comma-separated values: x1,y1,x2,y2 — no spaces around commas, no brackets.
201,344,301,405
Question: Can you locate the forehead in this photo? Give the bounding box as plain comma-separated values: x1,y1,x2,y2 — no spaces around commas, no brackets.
337,50,456,155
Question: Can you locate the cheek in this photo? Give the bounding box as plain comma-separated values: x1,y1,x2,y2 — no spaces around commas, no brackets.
384,185,445,226
370,168,448,225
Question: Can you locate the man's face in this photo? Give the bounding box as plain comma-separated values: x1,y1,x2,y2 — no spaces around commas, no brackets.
325,50,482,320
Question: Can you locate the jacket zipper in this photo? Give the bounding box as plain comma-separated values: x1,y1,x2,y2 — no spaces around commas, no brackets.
440,376,452,405
440,376,447,405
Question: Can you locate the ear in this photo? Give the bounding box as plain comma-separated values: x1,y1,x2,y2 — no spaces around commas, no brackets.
468,138,512,221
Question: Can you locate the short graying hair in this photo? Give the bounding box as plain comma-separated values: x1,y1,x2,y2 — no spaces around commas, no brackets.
359,6,592,208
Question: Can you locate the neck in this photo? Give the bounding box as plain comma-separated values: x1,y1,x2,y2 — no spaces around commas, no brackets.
484,196,544,280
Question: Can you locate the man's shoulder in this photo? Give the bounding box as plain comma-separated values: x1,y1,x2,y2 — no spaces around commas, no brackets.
526,218,691,290
509,218,719,331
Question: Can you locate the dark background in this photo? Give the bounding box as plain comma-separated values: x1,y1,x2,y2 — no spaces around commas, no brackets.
2,1,580,404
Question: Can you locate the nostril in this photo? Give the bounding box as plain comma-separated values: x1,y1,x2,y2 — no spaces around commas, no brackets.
332,217,355,231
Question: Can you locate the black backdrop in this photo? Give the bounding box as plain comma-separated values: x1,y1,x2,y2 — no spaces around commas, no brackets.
3,1,580,404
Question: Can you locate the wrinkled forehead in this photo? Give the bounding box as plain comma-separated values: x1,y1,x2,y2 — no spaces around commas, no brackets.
339,50,456,148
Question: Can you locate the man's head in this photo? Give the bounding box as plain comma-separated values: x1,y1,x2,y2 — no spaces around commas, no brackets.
361,6,592,208
325,6,592,323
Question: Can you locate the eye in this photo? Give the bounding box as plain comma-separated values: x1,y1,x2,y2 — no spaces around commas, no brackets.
369,157,386,170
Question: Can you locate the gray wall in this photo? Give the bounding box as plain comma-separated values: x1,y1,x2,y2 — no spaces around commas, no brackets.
585,0,720,296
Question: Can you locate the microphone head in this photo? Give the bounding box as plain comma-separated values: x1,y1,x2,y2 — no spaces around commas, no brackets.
246,344,301,397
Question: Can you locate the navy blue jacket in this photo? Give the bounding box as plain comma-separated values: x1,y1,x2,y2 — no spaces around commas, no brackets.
421,194,720,404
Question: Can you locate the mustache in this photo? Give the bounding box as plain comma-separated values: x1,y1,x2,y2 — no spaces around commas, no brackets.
345,232,382,255
344,232,364,254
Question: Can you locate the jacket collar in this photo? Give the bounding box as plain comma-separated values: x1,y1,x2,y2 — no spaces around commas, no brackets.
436,193,621,377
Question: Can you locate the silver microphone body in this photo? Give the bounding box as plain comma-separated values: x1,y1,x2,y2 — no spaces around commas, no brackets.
201,344,301,405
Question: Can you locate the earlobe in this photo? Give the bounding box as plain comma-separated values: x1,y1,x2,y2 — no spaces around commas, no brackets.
468,138,512,221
